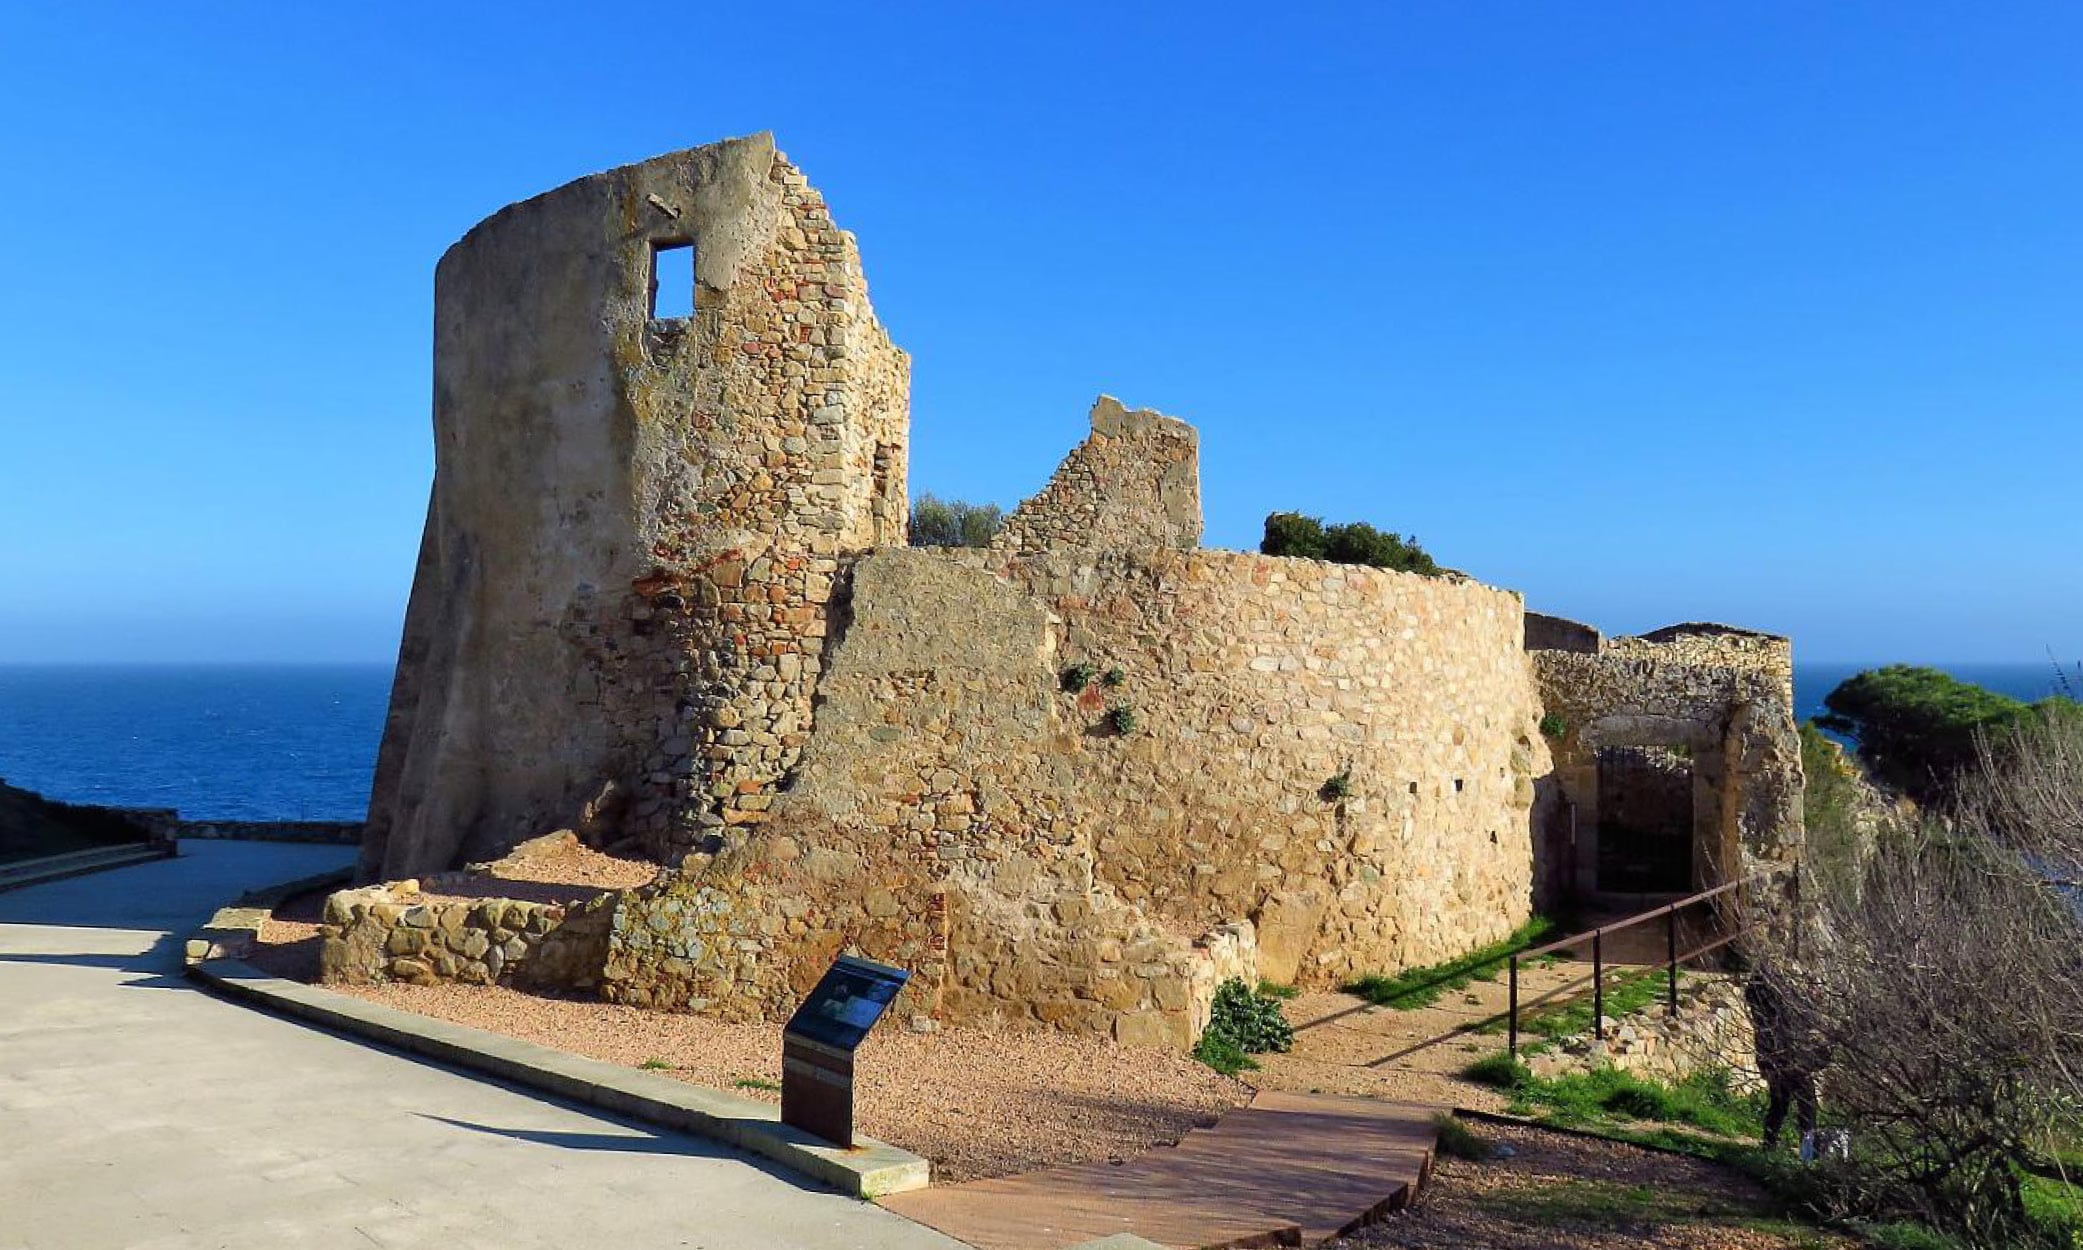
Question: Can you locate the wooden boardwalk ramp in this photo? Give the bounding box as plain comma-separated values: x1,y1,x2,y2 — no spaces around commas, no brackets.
878,1090,1439,1250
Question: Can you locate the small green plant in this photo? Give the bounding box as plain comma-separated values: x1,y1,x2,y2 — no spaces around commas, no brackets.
1105,702,1139,734
1464,1051,1532,1090
733,1076,781,1092
1101,666,1126,688
1193,977,1294,1074
1060,662,1098,693
1432,1111,1492,1160
1257,980,1300,1000
639,1057,674,1071
1539,712,1568,739
1319,770,1353,802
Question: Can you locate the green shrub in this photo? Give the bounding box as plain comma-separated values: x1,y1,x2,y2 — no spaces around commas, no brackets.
1259,511,1441,576
1060,662,1098,693
1101,666,1126,688
1540,712,1568,739
1192,977,1294,1075
1817,665,2082,803
1319,770,1352,802
909,494,1004,547
1104,702,1139,735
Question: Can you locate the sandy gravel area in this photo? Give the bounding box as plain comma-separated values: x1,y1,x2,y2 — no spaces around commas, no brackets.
1334,1120,1852,1249
245,871,1248,1184
335,980,1250,1182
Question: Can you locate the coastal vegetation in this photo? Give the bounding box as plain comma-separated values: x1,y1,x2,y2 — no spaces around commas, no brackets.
1817,664,2082,803
907,493,1004,547
1259,511,1442,576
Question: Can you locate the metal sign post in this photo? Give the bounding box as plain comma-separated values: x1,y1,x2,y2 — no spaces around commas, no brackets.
780,954,910,1148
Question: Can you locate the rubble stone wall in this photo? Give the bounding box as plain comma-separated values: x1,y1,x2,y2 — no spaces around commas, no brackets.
601,541,1554,1045
319,881,612,990
992,396,1201,556
1532,622,1802,898
362,133,909,879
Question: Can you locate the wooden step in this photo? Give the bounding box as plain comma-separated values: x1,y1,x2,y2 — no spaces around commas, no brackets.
878,1090,1437,1250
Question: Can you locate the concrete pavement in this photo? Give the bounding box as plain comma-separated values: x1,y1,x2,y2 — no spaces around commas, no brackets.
0,841,963,1250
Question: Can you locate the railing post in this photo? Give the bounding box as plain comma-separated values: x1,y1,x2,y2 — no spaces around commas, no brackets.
1592,930,1605,1041
1666,904,1680,1017
1507,953,1519,1058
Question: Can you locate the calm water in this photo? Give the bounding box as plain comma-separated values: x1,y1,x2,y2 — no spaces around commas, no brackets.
0,664,392,820
0,659,2069,821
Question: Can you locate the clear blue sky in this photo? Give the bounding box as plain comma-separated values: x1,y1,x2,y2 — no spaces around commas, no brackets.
2,3,2076,665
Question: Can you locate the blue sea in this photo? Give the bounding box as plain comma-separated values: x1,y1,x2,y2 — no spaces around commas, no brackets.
0,660,2070,822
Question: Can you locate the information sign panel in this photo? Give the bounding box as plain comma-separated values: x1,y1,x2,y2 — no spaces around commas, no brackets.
780,954,910,1147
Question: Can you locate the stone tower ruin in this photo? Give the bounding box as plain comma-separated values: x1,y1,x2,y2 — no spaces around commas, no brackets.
362,133,909,879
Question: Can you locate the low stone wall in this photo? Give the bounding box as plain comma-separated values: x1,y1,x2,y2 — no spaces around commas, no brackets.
319,880,611,990
168,819,363,845
1527,974,1760,1090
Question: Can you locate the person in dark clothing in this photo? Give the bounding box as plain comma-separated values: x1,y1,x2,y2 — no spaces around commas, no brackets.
1746,970,1822,1150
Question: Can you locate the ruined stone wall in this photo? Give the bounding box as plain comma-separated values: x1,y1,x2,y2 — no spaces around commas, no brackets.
362,134,909,879
992,397,1201,555
602,543,1553,1045
1532,623,1802,894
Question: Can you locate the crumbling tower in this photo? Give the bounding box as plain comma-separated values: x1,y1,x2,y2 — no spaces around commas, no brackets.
362,133,910,878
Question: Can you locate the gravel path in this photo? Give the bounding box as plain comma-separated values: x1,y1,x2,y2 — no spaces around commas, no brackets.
250,881,1249,1184
1250,965,1588,1111
1332,1120,1853,1249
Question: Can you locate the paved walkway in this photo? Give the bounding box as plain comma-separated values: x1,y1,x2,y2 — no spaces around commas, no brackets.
0,841,960,1250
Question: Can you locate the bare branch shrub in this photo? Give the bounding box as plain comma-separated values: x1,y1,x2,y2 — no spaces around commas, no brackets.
1756,711,2083,1247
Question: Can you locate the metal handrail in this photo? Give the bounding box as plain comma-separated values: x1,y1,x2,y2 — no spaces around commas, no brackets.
1506,869,1788,1058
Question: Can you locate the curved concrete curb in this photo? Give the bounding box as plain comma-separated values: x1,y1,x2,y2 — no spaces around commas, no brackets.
0,840,176,893
180,876,929,1199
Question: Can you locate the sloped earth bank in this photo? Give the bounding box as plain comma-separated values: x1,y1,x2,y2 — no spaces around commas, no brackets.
1334,1120,1853,1249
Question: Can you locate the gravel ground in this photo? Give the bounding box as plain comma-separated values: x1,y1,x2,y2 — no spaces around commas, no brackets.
1334,1120,1851,1249
247,868,1250,1183
332,981,1250,1183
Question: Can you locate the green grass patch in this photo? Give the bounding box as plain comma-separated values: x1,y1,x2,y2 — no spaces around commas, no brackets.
1432,1111,1490,1160
1256,980,1300,1000
638,1057,674,1071
733,1076,781,1093
1460,1053,1764,1142
1344,916,1558,1009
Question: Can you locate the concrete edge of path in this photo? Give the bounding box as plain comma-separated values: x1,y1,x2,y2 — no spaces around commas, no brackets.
179,875,932,1200
0,840,177,893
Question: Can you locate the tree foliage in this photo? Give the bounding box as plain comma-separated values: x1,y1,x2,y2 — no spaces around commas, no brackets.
1259,511,1441,576
1816,665,2081,803
908,494,1004,548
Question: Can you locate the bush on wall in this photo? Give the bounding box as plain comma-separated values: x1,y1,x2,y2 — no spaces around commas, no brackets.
1260,511,1441,577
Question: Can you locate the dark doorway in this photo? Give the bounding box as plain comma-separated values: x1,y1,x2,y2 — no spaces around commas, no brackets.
1594,745,1693,894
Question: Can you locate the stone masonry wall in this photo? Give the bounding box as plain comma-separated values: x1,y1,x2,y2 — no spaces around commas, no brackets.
602,541,1553,1046
1532,622,1803,896
320,880,612,991
992,396,1201,556
362,133,909,879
